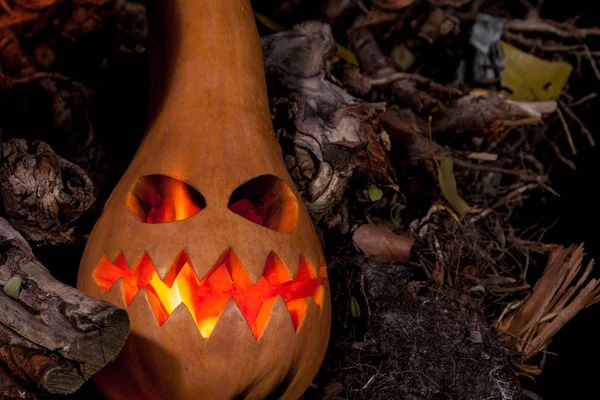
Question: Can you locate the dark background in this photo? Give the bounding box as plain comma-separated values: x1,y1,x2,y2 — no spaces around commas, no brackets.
524,1,600,399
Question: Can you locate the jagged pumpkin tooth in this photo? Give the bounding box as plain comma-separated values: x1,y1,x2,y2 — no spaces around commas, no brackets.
103,277,127,309
206,298,255,350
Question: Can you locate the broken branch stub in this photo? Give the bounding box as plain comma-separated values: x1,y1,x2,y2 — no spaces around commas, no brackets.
261,21,395,223
0,217,130,394
496,244,600,369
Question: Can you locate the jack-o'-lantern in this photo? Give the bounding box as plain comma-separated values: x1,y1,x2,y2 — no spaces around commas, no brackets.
76,0,331,399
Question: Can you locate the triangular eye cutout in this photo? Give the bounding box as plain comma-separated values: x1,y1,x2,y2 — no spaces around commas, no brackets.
228,175,298,232
126,175,206,223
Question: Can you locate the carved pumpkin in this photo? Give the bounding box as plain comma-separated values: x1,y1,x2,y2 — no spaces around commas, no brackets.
75,0,331,399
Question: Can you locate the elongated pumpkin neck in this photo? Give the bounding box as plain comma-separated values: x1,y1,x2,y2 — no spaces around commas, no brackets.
146,0,267,125
132,0,283,207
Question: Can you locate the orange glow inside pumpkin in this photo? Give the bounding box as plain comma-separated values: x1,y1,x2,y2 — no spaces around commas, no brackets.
228,174,299,232
126,175,206,223
93,250,326,339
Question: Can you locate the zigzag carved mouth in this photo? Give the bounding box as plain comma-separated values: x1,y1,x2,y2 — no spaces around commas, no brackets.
93,249,327,339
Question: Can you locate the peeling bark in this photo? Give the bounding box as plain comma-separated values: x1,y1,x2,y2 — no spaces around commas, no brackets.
0,138,95,246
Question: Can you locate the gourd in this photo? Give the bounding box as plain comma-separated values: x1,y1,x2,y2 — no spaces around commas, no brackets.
75,1,331,399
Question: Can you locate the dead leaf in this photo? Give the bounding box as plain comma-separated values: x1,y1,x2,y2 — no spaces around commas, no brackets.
379,108,439,161
373,0,416,10
0,10,39,29
11,0,58,10
352,224,414,262
500,41,572,101
437,156,471,216
359,122,397,185
432,262,444,288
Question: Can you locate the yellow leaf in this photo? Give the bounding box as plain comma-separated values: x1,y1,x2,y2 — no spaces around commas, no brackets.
500,41,572,101
336,43,359,66
437,156,471,216
3,276,21,300
254,12,286,32
350,296,361,318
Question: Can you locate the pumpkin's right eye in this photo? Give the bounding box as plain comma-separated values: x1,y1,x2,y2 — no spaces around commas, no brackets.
227,174,298,233
126,174,206,223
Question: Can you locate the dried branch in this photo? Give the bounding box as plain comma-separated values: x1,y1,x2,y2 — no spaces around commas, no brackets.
505,17,600,39
496,244,600,369
432,94,544,136
348,23,438,113
369,72,463,96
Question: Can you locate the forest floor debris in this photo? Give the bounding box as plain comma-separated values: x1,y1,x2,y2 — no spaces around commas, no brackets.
0,0,599,399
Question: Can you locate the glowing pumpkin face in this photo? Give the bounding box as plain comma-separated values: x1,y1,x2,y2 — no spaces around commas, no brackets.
77,168,330,400
75,0,330,398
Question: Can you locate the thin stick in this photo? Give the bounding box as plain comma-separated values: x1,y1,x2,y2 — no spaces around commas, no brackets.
557,99,596,147
453,158,544,182
555,107,577,155
370,72,463,95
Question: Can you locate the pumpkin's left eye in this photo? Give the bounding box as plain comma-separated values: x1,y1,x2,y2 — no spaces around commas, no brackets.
126,174,206,223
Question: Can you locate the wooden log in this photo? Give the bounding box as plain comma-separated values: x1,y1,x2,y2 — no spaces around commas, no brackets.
0,217,130,395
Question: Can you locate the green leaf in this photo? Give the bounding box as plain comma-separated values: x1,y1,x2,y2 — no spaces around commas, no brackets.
500,41,572,101
437,156,471,216
390,202,406,225
391,44,415,72
368,185,383,201
350,296,361,318
3,276,21,300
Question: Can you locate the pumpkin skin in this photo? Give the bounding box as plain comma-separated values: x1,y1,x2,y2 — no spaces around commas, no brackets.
75,1,331,399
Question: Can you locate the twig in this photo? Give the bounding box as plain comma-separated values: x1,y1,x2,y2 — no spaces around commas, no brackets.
429,0,473,7
469,183,540,223
557,99,596,147
369,72,463,95
581,44,600,82
0,0,12,13
570,92,597,107
492,284,531,294
9,72,71,85
453,158,544,182
505,18,600,39
466,152,498,161
555,107,577,155
544,135,577,170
